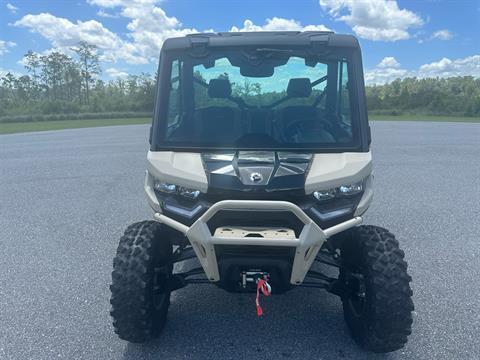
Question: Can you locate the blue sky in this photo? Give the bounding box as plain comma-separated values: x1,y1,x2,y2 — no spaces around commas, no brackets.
1,0,479,84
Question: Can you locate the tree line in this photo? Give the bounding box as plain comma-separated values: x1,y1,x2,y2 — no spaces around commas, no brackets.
366,76,480,117
1,42,479,120
0,41,155,119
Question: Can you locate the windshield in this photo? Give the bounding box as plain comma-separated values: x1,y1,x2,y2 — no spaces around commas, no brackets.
156,48,359,150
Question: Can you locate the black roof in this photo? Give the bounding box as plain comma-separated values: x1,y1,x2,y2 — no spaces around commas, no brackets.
161,31,359,51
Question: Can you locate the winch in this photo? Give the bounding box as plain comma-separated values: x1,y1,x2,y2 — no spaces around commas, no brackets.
241,270,270,289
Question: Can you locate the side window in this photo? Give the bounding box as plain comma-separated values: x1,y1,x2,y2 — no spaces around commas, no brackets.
168,60,181,126
337,61,352,136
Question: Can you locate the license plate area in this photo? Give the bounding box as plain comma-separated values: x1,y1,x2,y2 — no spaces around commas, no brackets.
213,226,296,239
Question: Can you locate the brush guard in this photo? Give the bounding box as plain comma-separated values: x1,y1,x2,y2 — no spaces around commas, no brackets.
154,200,362,285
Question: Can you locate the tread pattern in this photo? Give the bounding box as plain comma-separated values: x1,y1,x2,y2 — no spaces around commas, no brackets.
340,225,414,353
110,221,172,343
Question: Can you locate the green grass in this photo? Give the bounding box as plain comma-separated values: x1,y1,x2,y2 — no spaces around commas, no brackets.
0,117,151,134
1,114,478,135
369,114,480,123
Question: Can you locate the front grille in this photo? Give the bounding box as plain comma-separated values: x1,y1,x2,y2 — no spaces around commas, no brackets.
205,188,306,202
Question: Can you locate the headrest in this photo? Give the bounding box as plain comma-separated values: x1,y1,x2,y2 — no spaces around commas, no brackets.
287,78,312,98
208,78,232,98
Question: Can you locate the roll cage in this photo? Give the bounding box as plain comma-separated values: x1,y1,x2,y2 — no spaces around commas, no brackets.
150,32,371,152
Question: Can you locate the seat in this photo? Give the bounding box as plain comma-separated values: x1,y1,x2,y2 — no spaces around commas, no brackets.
194,79,242,143
276,78,335,143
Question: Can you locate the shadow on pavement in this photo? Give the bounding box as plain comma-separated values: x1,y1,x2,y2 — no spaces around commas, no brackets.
122,282,392,360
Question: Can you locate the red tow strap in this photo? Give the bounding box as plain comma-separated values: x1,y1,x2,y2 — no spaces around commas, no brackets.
255,278,272,316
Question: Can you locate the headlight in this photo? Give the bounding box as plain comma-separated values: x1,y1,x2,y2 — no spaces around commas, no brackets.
154,180,201,199
338,181,363,196
154,181,177,193
313,189,336,201
178,187,201,199
313,180,363,201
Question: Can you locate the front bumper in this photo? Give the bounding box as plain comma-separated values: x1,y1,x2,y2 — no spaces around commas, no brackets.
153,200,362,285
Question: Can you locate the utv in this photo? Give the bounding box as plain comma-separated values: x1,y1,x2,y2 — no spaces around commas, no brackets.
110,31,414,353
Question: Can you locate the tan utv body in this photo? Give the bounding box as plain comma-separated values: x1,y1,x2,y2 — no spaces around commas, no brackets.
109,31,414,354
145,151,373,283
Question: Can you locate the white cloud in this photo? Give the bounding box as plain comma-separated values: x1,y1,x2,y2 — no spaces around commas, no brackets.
230,17,331,32
96,10,120,18
106,67,129,78
319,0,423,41
15,13,120,49
365,57,409,84
90,1,330,62
431,29,453,41
0,40,17,55
303,24,333,32
364,67,408,84
378,56,401,68
14,13,147,64
13,0,333,69
6,3,18,13
419,55,480,78
365,55,480,84
88,0,199,63
14,3,199,65
87,0,142,8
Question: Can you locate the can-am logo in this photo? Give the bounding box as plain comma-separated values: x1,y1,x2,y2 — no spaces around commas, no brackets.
250,172,263,183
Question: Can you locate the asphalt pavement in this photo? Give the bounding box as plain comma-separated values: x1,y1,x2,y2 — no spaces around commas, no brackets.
0,121,479,360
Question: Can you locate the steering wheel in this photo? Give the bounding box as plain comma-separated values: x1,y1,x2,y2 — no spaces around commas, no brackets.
284,119,334,143
284,119,314,141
